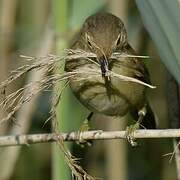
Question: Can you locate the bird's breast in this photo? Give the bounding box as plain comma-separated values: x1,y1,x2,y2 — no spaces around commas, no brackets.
66,58,145,116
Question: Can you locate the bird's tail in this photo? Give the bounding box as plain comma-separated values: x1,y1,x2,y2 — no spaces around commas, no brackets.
132,103,156,129
140,103,156,129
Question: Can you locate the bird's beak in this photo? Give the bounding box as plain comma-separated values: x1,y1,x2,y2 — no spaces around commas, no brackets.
99,56,109,79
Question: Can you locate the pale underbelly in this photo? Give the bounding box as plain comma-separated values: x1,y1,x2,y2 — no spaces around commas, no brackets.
69,75,145,116
67,61,145,116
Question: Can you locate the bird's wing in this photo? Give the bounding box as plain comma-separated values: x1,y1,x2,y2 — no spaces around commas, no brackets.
121,43,151,84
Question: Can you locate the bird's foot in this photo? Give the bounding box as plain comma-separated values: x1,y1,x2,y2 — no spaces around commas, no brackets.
77,119,92,147
126,122,140,147
126,106,147,146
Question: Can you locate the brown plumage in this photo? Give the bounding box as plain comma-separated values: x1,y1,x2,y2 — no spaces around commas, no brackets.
65,13,156,128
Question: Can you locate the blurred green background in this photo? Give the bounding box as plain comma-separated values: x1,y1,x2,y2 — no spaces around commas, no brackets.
0,0,179,180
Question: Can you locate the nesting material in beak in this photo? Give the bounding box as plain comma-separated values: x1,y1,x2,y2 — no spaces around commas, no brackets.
99,56,111,98
99,57,110,81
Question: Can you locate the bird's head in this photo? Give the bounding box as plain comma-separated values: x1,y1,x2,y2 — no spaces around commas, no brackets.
81,13,128,77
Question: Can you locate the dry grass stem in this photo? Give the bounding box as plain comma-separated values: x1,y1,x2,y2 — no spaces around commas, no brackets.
112,52,149,59
50,86,96,180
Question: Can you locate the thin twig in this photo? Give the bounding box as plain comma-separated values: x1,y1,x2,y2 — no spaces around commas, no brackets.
0,129,180,147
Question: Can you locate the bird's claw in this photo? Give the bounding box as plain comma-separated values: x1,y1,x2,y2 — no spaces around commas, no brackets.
77,119,92,147
126,122,140,147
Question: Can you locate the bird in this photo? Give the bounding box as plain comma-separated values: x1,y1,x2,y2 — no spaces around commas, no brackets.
65,12,156,137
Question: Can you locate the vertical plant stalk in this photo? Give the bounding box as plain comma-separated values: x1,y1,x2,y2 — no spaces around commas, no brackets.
0,25,54,180
0,0,17,65
51,1,71,180
167,74,180,179
173,140,180,180
105,1,128,179
0,0,18,134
